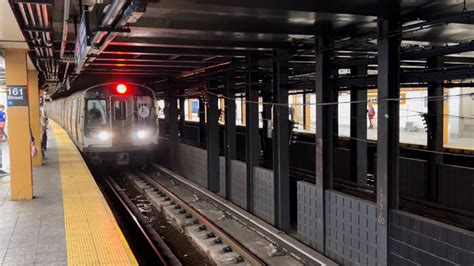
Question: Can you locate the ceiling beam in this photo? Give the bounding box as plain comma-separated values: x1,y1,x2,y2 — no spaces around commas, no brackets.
111,38,293,50
103,45,260,57
94,58,227,65
152,0,377,16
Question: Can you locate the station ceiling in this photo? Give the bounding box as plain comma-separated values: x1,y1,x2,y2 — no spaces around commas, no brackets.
6,0,474,97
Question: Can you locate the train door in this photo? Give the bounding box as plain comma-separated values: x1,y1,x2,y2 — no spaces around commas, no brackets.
110,96,134,145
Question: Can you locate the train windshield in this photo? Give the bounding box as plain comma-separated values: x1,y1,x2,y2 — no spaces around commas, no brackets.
86,100,107,126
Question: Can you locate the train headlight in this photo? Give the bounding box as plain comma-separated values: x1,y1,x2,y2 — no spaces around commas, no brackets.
98,131,110,141
136,130,148,139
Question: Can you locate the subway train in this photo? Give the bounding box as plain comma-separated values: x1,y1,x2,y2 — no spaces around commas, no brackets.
46,83,159,166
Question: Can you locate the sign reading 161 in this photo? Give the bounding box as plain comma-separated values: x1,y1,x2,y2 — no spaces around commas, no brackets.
7,85,28,107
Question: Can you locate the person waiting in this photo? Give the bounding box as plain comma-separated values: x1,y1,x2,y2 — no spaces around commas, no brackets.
0,105,7,142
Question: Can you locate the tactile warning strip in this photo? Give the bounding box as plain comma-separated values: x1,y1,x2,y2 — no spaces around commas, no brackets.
51,121,138,265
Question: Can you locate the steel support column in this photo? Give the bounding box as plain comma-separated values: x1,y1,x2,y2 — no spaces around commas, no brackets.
168,92,179,170
314,28,335,251
245,55,259,212
272,49,290,232
350,66,368,185
315,33,335,190
224,69,236,199
262,91,272,161
207,79,220,192
376,2,401,262
178,97,185,139
427,56,444,202
199,98,206,147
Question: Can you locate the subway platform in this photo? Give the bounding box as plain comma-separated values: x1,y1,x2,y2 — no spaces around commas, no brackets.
0,122,137,265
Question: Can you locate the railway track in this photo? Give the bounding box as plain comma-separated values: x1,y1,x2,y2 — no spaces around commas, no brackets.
143,164,336,266
126,171,266,265
98,174,180,265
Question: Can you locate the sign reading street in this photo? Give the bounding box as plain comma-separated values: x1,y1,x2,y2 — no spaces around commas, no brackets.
7,86,29,107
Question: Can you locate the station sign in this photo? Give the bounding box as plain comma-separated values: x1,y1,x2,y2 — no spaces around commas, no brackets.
7,85,28,107
75,10,91,74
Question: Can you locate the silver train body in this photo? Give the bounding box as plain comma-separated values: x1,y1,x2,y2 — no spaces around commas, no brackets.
46,84,158,166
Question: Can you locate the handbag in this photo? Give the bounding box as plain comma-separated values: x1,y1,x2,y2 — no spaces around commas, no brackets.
31,142,38,158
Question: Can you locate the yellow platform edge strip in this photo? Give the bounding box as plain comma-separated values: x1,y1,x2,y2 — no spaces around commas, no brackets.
51,121,138,266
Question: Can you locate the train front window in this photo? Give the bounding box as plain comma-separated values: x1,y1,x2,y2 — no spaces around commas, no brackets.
114,100,127,121
86,100,106,126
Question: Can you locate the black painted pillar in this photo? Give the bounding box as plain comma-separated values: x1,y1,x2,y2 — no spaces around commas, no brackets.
315,32,336,190
207,79,220,192
427,56,444,202
262,91,272,161
272,49,290,232
376,1,401,262
199,98,206,147
178,97,185,139
314,27,335,251
224,69,236,200
350,65,368,185
168,92,179,170
246,55,259,212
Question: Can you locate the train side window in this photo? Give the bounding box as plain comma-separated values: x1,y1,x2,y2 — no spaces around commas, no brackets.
86,100,107,126
114,100,127,120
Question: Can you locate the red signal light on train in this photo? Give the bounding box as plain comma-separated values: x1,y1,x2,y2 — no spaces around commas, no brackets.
116,84,128,94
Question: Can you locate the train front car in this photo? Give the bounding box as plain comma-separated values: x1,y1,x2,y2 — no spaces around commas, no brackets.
83,83,158,166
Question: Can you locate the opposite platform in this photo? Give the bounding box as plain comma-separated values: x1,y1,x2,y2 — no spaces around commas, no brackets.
0,121,137,265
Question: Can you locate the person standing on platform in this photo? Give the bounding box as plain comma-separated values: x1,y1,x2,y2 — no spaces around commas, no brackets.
40,108,48,159
367,104,375,129
0,105,7,142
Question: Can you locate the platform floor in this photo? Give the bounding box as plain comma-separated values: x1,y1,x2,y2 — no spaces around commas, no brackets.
0,121,137,265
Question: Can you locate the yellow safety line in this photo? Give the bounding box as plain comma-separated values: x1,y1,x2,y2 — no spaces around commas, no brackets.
51,121,138,266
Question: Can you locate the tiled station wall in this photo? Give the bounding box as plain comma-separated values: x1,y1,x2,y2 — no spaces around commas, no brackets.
389,210,474,265
297,181,385,265
154,140,474,265
174,143,208,188
219,156,225,197
230,160,247,209
297,182,325,251
160,141,277,225
297,180,474,265
325,190,386,265
253,167,274,225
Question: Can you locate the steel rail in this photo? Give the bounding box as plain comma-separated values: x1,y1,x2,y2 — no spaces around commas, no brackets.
136,171,266,266
147,165,337,266
103,176,170,266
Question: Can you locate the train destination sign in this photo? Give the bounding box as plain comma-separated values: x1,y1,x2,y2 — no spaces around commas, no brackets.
7,86,28,107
